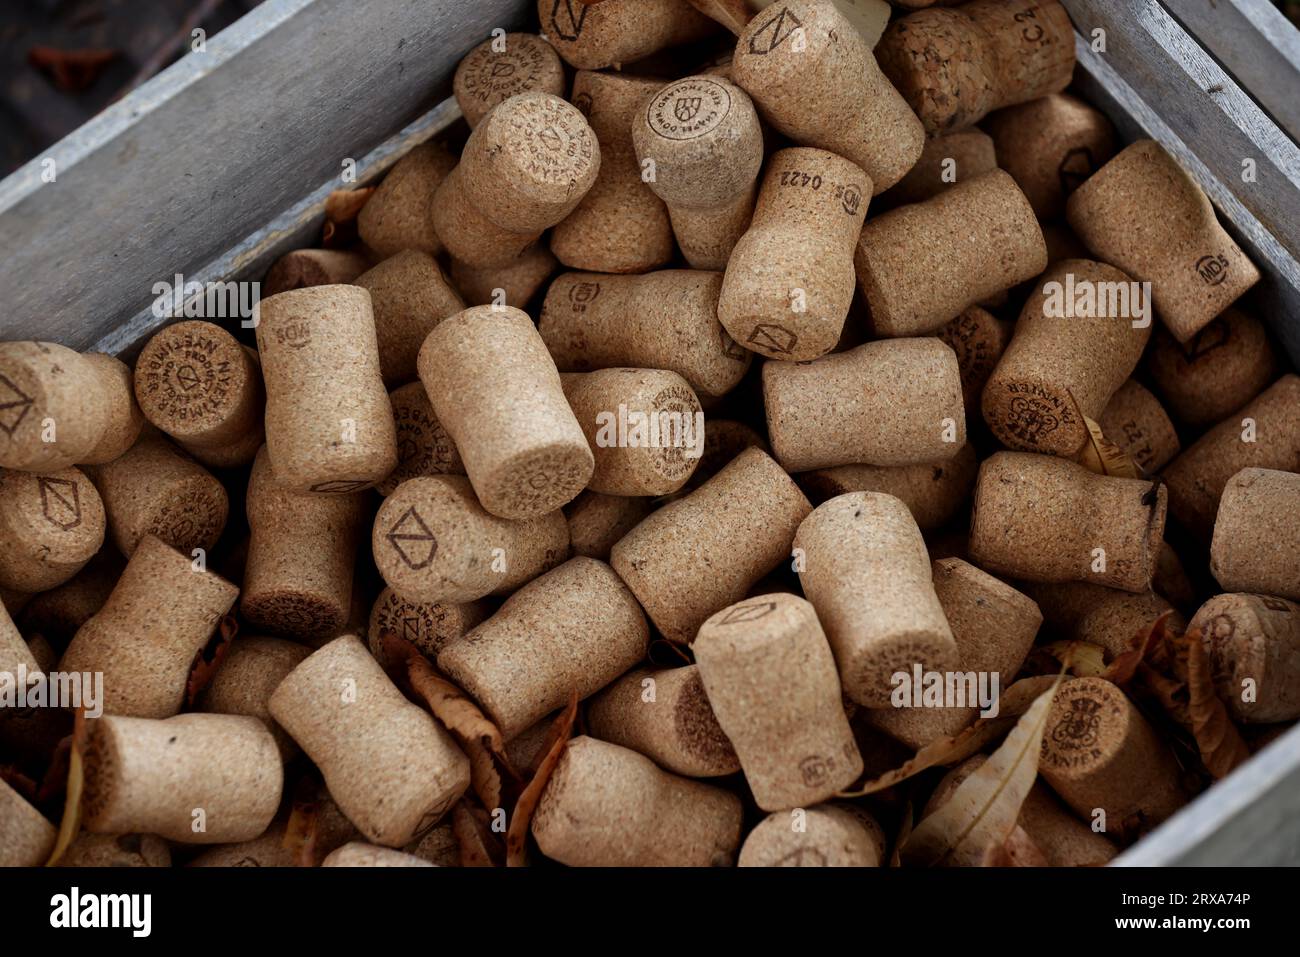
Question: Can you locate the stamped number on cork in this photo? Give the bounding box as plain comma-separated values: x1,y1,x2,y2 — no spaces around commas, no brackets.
645,78,732,141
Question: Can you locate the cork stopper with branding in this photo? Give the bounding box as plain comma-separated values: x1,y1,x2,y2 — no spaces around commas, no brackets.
1098,379,1181,474
357,141,457,258
354,250,466,387
367,586,490,667
538,0,719,71
937,307,1013,412
453,33,565,128
378,382,464,497
1190,593,1300,723
0,465,106,592
739,804,886,867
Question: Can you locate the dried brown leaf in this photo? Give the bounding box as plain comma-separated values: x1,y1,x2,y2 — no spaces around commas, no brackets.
1041,639,1108,677
506,691,578,867
324,187,374,225
185,613,238,708
282,776,322,867
1077,414,1141,478
685,0,754,33
452,801,499,868
1103,610,1173,685
28,46,118,92
982,825,1050,867
44,709,88,866
889,801,913,868
1185,630,1251,779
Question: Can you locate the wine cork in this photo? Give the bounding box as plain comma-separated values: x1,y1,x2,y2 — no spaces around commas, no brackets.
690,418,767,488
610,447,811,643
1190,593,1300,723
1163,375,1300,536
1066,139,1261,343
877,0,1075,135
449,242,557,309
437,557,648,739
717,148,870,362
587,665,740,777
632,74,764,270
453,33,565,128
357,141,457,258
256,285,398,494
1,596,41,684
884,129,998,207
763,338,965,472
565,490,653,560
984,93,1117,220
197,635,311,758
795,492,958,707
60,535,239,718
322,843,436,867
0,465,105,592
1146,307,1279,429
0,777,57,866
531,735,743,866
539,269,751,399
856,170,1047,337
1023,580,1183,659
367,586,490,667
11,553,119,648
57,833,171,868
1039,677,1186,839
241,447,365,643
1098,380,1181,474
264,248,370,296
354,250,467,387
419,305,593,519
551,71,674,274
81,713,281,844
695,593,863,809
82,353,148,464
1211,469,1300,600
970,452,1166,593
738,805,885,867
270,635,470,845
378,382,464,497
373,474,569,604
937,306,1013,411
538,0,718,70
733,0,924,194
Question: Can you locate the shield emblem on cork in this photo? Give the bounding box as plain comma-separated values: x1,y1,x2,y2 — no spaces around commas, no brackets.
0,374,34,437
549,0,588,42
674,96,703,123
748,8,803,55
38,476,82,530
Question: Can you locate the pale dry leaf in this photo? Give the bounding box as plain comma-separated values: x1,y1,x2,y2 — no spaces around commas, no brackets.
685,0,754,33
324,187,374,225
1041,639,1108,677
1077,416,1141,478
1185,630,1251,779
1103,610,1173,685
506,691,578,867
889,800,913,868
44,709,88,866
451,801,498,868
982,825,1050,867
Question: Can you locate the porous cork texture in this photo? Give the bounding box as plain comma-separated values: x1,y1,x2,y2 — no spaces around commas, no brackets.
60,535,239,718
264,248,371,296
354,250,466,387
733,0,924,194
367,586,490,666
856,169,1047,337
0,777,56,866
437,557,648,740
531,736,743,867
197,635,311,758
1024,580,1183,660
56,833,171,868
795,492,957,707
689,418,768,488
453,33,565,128
538,0,718,71
1,596,40,682
450,242,558,309
763,337,966,472
322,842,437,867
695,593,863,810
564,490,653,560
419,306,593,519
0,465,106,592
1211,469,1300,600
1098,380,1180,474
610,447,811,643
885,129,997,206
379,382,464,496
738,805,886,867
1189,593,1300,723
937,306,1013,410
1067,139,1261,343
357,141,457,258
256,284,398,494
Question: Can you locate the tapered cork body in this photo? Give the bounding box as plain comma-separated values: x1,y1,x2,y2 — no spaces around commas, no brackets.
419,307,592,518
856,170,1047,337
367,586,490,666
531,735,743,866
82,353,147,464
539,270,751,398
885,130,998,206
877,0,1075,135
733,0,924,194
60,535,238,718
354,250,466,387
322,843,436,867
1,597,40,682
16,552,120,646
270,635,470,845
982,259,1150,457
379,382,463,497
57,833,171,868
0,777,57,866
739,805,885,867
437,557,648,740
453,33,565,128
538,0,718,70
763,338,965,472
264,248,370,296
937,306,1013,410
197,635,311,758
1190,593,1300,723
1211,469,1300,600
565,490,653,560
1024,580,1183,659
357,141,457,258
241,448,364,643
188,782,360,867
0,466,105,592
970,452,1166,593
611,447,811,643
1099,380,1180,474
1067,140,1260,343
795,492,957,707
449,242,557,309
256,285,398,493
1039,677,1185,839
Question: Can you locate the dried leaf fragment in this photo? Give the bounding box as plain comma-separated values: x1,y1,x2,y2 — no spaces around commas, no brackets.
506,691,578,867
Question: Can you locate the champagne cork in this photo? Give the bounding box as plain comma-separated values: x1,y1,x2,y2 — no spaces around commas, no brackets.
538,0,718,70
970,452,1166,593
565,490,653,560
57,833,171,868
1146,307,1279,429
82,353,148,464
1066,139,1261,343
270,635,471,845
60,535,239,718
982,260,1151,458
1039,677,1186,839
449,242,557,309
197,636,311,758
0,466,106,592
561,368,703,496
984,93,1117,220
256,285,398,494
419,305,593,519
0,777,56,866
877,0,1075,135
11,554,119,648
357,141,457,258
610,447,811,643
379,382,464,497
695,593,863,809
738,805,885,867
82,712,282,844
373,474,569,604
241,447,364,643
531,735,743,867
551,71,674,274
453,33,565,128
1190,593,1300,723
632,74,764,270
1098,380,1180,474
763,338,966,472
1211,469,1300,600
795,492,958,707
718,147,870,362
884,129,998,207
354,250,467,387
539,269,751,399
856,170,1047,337
322,843,436,867
937,306,1013,411
1024,580,1183,659
1163,375,1300,536
733,0,924,194
367,586,490,666
587,665,740,777
264,248,370,296
437,557,648,739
